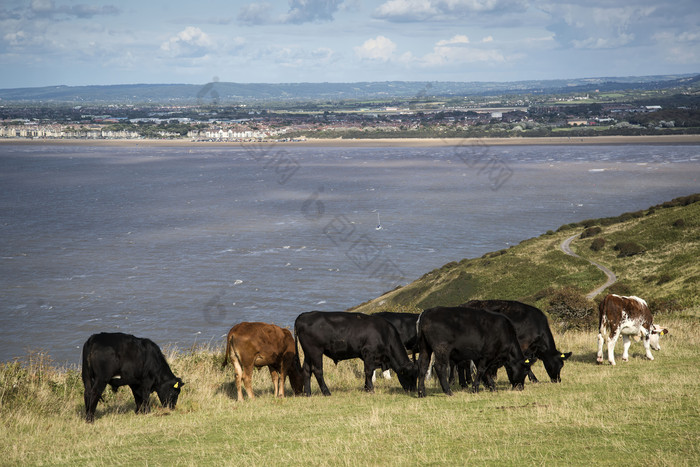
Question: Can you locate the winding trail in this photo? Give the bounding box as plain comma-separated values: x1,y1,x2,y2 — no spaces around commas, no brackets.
560,234,617,299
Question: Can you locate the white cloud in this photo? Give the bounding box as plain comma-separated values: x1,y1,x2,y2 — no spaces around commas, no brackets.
374,0,526,21
424,35,505,66
160,27,213,58
436,35,469,46
285,0,344,24
354,36,397,61
572,33,634,50
374,0,437,21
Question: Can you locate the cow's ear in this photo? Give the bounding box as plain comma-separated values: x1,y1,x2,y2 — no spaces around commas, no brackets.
561,352,572,360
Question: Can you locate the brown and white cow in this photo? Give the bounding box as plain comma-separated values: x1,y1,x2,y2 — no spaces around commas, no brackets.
596,294,668,365
222,322,303,400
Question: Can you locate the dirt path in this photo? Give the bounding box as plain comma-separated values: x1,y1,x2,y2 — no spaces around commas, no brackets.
560,234,617,299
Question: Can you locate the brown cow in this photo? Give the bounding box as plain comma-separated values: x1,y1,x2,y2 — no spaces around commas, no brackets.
222,322,303,400
596,294,668,365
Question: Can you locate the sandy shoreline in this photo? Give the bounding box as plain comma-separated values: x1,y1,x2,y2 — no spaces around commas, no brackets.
1,134,699,148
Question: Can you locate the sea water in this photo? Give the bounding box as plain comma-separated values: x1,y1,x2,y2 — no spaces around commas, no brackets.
1,143,698,364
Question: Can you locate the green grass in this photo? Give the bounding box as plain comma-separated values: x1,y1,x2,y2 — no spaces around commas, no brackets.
1,313,699,465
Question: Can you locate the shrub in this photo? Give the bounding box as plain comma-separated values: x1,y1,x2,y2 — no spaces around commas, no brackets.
613,241,646,257
607,282,632,296
589,237,606,251
656,273,673,285
580,226,602,239
547,286,596,331
672,218,686,228
648,297,683,314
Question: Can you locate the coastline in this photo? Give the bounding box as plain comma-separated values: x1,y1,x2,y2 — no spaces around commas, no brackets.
1,134,699,148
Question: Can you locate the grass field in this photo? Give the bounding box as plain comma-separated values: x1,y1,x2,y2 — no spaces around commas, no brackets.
1,311,698,466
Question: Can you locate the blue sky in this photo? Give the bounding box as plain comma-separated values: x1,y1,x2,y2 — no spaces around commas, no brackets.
1,0,698,88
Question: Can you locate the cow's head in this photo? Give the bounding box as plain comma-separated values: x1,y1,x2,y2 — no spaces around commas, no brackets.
158,378,184,409
543,351,573,383
396,362,418,392
650,324,668,351
288,358,305,396
507,358,533,390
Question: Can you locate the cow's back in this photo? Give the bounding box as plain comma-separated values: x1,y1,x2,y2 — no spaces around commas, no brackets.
465,300,555,354
599,294,653,332
420,306,517,358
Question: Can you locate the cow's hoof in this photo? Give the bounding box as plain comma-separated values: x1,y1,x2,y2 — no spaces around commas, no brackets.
596,357,603,364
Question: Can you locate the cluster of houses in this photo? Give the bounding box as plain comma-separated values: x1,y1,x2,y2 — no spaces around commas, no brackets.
0,124,140,140
0,123,279,141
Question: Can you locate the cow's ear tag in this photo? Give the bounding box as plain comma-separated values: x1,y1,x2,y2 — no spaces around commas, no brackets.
174,381,179,389
524,359,530,364
660,331,665,336
561,354,565,358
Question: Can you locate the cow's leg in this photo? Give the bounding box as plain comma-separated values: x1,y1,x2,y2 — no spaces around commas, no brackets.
607,330,619,366
527,367,539,383
472,360,487,393
621,335,632,362
312,365,331,396
482,370,496,391
643,336,654,361
305,353,331,396
232,357,244,401
270,367,284,397
242,364,256,400
596,331,605,363
130,384,151,414
597,318,607,364
85,379,106,423
416,350,432,398
433,355,453,396
363,361,375,393
301,357,313,396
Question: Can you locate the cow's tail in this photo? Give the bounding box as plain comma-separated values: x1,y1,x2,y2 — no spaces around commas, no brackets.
293,323,302,372
81,338,92,391
597,296,608,333
221,331,232,370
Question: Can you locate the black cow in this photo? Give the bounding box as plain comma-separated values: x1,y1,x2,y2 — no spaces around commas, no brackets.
464,300,572,382
373,311,420,359
81,332,184,423
294,311,417,396
417,306,531,397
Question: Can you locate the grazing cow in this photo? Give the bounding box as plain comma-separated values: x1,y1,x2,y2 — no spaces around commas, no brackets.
294,311,417,396
81,332,184,423
416,306,531,397
464,300,572,382
222,322,303,400
597,294,668,365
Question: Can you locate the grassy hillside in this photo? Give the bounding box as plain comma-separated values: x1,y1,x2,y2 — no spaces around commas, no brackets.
351,194,700,319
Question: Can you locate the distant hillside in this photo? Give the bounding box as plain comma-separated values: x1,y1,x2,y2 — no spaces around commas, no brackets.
0,74,698,104
350,194,700,318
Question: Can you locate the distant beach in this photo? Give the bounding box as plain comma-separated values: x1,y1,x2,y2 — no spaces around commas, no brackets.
2,134,700,148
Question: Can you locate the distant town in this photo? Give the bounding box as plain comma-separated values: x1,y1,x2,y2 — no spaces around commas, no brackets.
2,76,699,141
